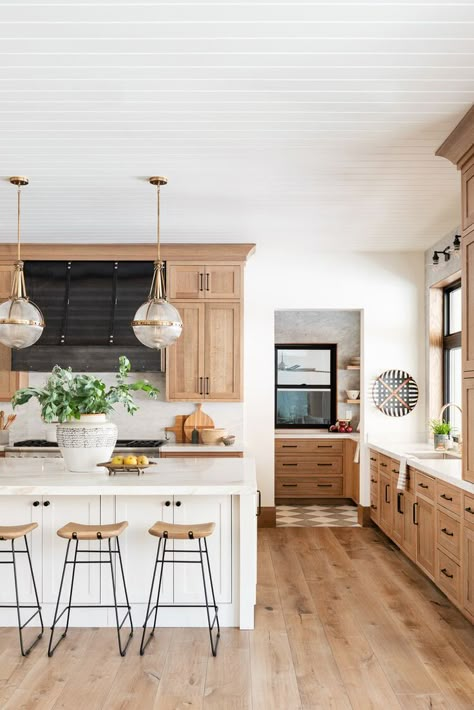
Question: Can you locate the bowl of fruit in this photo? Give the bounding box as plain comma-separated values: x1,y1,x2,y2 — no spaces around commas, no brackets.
98,454,156,476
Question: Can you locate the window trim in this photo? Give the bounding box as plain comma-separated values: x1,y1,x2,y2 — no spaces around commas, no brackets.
443,279,461,424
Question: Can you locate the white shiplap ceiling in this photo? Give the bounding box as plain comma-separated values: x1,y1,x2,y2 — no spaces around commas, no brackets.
0,1,470,251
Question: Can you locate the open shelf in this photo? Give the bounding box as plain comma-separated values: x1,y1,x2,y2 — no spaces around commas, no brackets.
346,399,361,404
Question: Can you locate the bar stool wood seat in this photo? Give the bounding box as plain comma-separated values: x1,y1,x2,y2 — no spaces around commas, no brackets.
0,523,38,540
0,521,43,656
48,520,133,658
141,519,220,657
57,521,128,540
148,521,215,540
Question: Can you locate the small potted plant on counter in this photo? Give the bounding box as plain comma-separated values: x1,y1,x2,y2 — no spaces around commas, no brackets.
11,356,158,472
430,419,452,450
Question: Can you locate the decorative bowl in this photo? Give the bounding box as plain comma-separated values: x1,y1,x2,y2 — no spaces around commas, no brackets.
201,428,228,445
346,390,360,400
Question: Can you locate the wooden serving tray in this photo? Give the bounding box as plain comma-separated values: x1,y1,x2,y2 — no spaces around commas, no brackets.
97,461,157,476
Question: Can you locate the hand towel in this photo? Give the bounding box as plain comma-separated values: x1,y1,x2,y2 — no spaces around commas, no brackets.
397,457,408,490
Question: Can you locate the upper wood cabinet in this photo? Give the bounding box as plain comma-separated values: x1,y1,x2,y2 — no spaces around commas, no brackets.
463,376,474,483
462,159,474,234
166,302,242,401
167,263,241,300
0,263,27,401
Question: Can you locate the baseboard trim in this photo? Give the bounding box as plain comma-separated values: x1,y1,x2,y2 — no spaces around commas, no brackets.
358,504,371,527
258,506,276,528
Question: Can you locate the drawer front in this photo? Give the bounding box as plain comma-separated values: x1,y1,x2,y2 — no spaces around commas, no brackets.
464,492,474,525
390,458,400,476
369,450,379,470
436,510,461,560
436,481,462,517
406,466,416,494
378,454,390,474
275,438,343,454
370,490,379,521
415,471,435,500
276,456,343,476
276,476,343,497
436,549,461,602
370,468,379,485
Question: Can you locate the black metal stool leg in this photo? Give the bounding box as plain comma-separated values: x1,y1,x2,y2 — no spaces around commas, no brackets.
10,537,44,656
48,539,74,657
140,536,166,655
198,538,220,657
108,537,133,657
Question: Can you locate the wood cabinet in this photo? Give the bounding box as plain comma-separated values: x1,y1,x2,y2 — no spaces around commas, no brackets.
275,437,353,501
0,262,28,401
463,376,474,483
167,263,241,300
463,523,474,619
461,159,474,234
369,448,379,524
379,470,393,535
415,496,436,579
167,301,241,401
402,491,417,561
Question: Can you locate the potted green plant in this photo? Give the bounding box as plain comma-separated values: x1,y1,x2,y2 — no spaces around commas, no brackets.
430,419,452,450
12,356,158,472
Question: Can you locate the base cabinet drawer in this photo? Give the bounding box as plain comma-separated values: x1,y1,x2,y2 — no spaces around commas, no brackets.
275,439,343,454
415,471,436,501
276,457,343,475
436,510,461,560
437,549,461,603
276,476,343,497
436,481,462,516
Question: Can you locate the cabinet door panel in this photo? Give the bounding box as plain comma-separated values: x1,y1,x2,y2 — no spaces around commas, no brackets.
464,525,474,618
392,490,404,546
416,497,435,579
115,495,173,604
463,376,474,483
42,496,101,604
166,302,205,400
462,162,474,233
168,264,204,300
204,265,241,299
463,233,474,372
0,496,42,605
402,491,417,561
379,471,392,535
205,302,241,400
173,495,232,604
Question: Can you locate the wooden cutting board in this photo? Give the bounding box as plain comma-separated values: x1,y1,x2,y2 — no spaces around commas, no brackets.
165,415,187,443
184,404,215,442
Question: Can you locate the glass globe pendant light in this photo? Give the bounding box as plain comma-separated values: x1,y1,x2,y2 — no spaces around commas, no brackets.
132,177,182,349
0,177,45,349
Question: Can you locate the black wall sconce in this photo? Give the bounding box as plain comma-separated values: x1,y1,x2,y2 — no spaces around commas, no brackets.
431,234,461,266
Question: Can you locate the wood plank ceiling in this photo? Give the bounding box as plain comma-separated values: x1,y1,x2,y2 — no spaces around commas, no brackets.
0,1,470,250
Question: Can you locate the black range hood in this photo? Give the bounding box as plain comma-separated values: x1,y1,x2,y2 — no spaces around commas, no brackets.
12,260,164,372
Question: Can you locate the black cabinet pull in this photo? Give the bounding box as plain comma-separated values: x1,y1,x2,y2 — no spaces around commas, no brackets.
440,494,453,501
175,501,182,507
380,462,387,468
282,463,297,467
165,500,171,507
441,527,454,537
418,483,429,489
205,376,210,396
199,273,204,291
205,273,210,291
256,490,261,517
413,502,418,525
317,484,332,488
282,484,297,488
43,501,50,507
370,457,376,462
370,478,377,483
384,484,390,504
397,492,404,514
199,376,204,395
317,463,332,467
371,504,377,510
465,506,474,514
392,469,399,474
282,445,297,448
318,445,332,449
441,568,454,579
32,500,40,507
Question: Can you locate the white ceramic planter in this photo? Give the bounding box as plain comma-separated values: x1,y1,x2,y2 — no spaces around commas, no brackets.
56,414,118,472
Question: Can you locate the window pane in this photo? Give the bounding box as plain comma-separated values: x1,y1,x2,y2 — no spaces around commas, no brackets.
448,287,462,334
276,389,332,426
277,348,331,386
447,346,462,432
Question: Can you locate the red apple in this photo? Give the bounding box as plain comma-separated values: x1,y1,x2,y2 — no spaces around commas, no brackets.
346,426,353,433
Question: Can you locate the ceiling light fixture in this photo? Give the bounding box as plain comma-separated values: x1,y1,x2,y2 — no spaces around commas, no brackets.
0,178,45,349
132,177,183,349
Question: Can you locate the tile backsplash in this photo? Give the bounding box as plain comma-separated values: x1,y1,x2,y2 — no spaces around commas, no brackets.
5,372,243,444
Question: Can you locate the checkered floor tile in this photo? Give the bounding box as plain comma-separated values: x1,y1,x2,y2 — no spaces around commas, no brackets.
276,504,359,527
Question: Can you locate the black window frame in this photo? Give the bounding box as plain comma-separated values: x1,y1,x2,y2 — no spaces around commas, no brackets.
443,279,462,425
274,343,338,429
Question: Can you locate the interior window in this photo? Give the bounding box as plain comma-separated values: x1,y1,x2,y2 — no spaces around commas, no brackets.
275,345,337,428
443,280,462,432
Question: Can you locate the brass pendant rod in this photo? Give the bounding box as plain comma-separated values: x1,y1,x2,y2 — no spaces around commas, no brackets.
17,185,21,263
156,182,161,264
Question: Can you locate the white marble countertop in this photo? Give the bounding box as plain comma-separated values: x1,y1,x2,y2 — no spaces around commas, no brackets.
368,440,474,494
162,442,244,453
0,457,257,496
275,430,359,440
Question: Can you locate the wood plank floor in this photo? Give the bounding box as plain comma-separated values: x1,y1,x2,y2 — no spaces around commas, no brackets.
0,526,473,709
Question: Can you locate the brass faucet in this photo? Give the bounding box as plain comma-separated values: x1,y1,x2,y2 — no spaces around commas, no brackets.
438,403,463,448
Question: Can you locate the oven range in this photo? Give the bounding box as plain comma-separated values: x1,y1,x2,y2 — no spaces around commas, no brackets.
5,439,168,459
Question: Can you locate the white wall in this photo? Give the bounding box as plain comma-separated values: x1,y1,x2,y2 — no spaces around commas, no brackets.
243,244,426,507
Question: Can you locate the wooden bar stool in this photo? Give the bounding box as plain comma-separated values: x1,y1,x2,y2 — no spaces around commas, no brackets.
140,521,220,657
0,523,44,656
48,521,133,657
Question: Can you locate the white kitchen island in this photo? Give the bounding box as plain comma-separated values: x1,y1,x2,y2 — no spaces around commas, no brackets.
0,457,258,630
